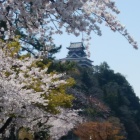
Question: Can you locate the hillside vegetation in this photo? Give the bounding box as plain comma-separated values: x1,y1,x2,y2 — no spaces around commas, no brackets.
51,61,140,140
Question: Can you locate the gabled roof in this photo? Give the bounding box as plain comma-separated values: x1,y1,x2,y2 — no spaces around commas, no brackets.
67,42,85,49
67,52,86,58
60,57,93,62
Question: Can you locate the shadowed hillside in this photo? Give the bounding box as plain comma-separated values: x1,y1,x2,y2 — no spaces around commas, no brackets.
53,61,140,140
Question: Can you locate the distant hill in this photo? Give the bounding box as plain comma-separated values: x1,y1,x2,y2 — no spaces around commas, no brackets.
53,61,140,140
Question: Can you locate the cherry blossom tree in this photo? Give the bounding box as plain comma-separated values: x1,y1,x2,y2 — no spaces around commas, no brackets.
0,0,138,139
0,0,138,55
0,39,82,139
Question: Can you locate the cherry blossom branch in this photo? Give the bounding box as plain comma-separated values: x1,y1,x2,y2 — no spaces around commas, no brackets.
0,117,13,134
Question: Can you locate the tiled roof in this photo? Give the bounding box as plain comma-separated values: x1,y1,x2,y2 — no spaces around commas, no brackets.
60,57,93,62
68,42,84,48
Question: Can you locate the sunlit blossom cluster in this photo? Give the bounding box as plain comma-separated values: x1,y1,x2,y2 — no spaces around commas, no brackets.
0,42,82,138
0,0,138,51
48,109,83,139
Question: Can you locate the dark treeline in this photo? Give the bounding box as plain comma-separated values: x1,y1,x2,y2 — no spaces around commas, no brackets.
55,61,140,140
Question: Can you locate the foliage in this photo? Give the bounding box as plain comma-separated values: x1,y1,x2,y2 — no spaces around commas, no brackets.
74,121,125,140
47,61,77,73
46,78,75,114
93,63,140,140
0,1,139,139
18,128,33,140
65,62,140,140
0,39,82,139
0,0,138,56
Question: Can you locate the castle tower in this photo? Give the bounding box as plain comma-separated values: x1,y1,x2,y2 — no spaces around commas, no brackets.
60,42,93,67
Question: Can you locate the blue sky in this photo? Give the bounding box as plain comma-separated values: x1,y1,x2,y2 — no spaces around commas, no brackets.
54,0,140,97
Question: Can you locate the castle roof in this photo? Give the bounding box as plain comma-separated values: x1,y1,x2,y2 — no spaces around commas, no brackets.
67,42,85,49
